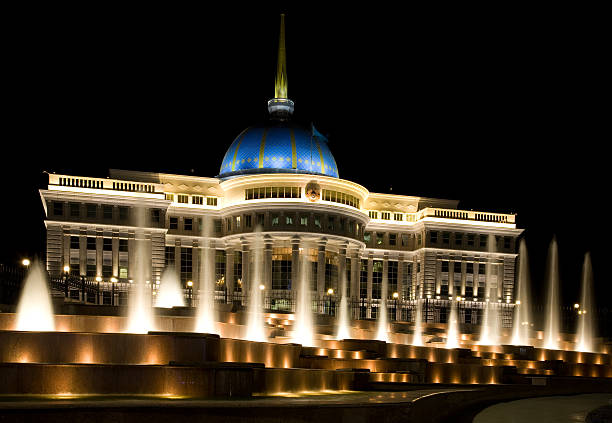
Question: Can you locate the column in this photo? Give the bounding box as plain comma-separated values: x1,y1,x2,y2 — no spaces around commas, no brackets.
317,239,326,299
264,236,272,291
367,253,373,318
241,241,250,299
349,249,359,300
226,246,235,303
338,245,347,297
291,236,300,293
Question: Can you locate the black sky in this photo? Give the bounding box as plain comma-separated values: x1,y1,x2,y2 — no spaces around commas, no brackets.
2,5,609,306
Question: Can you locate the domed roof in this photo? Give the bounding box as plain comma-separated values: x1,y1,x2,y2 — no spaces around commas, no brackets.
219,122,339,178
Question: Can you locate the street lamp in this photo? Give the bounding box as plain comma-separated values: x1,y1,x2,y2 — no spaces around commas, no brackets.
111,277,118,306
21,258,31,267
63,265,70,298
393,292,399,321
187,280,193,307
327,288,334,316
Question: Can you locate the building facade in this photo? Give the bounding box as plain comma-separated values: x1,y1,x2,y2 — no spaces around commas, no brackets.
39,15,523,325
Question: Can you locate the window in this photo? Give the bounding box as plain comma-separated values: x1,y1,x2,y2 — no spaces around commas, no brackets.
119,239,128,252
372,260,383,299
478,263,486,275
466,263,474,274
467,234,475,246
271,215,279,226
151,209,160,224
119,207,128,221
479,235,487,248
177,195,189,204
207,197,218,206
192,195,203,205
184,218,193,231
86,204,97,218
369,211,378,219
504,237,511,249
70,203,80,217
285,215,293,225
364,232,371,243
376,233,383,245
401,234,409,247
245,187,301,200
245,215,252,228
454,261,462,274
388,261,398,296
389,233,397,246
53,202,64,216
215,250,226,290
381,212,390,220
441,261,449,272
430,231,438,243
180,248,192,284
87,237,96,250
394,213,403,221
455,233,463,246
103,205,113,220
256,214,264,227
417,234,422,247
214,219,222,233
165,246,175,267
321,189,360,208
272,248,292,290
359,260,368,298
236,216,241,229
169,217,178,230
226,218,232,231
70,236,79,250
103,238,113,251
314,215,321,228
327,216,334,231
442,232,450,244
300,216,308,226
165,193,174,201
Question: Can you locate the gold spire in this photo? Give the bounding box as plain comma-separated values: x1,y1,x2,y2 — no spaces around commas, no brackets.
274,14,288,99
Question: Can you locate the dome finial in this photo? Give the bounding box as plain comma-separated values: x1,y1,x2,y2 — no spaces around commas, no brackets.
268,14,294,119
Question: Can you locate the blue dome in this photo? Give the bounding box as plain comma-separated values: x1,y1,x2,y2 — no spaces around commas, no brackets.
219,122,339,178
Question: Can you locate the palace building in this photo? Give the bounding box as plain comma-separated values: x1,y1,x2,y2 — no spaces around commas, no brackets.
39,15,522,325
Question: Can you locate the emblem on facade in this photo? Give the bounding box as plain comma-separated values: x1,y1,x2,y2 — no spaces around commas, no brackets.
305,181,321,202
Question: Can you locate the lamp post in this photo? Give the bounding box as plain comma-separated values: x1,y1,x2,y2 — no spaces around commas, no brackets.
21,258,30,268
327,288,334,316
111,277,117,306
63,265,70,298
393,292,399,321
187,280,193,307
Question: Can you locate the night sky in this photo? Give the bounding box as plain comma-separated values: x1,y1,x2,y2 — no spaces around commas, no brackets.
2,6,609,307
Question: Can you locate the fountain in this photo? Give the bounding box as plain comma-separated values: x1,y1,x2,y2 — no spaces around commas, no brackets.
336,270,351,340
195,217,217,334
155,266,185,308
512,239,533,345
445,299,460,348
479,235,501,345
126,225,156,334
245,231,266,342
544,236,561,350
576,252,596,352
412,299,423,346
292,248,314,346
15,260,55,331
375,271,389,342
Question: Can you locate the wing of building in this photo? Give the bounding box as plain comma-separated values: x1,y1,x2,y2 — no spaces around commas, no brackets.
39,14,523,324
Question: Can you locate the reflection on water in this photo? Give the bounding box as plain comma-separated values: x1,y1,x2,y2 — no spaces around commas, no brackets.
474,393,611,423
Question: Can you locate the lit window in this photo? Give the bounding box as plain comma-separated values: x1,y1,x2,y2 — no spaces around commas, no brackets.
177,195,189,204
165,193,174,201
300,216,308,226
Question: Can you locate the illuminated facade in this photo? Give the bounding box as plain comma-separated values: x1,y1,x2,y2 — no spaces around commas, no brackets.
39,15,522,325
